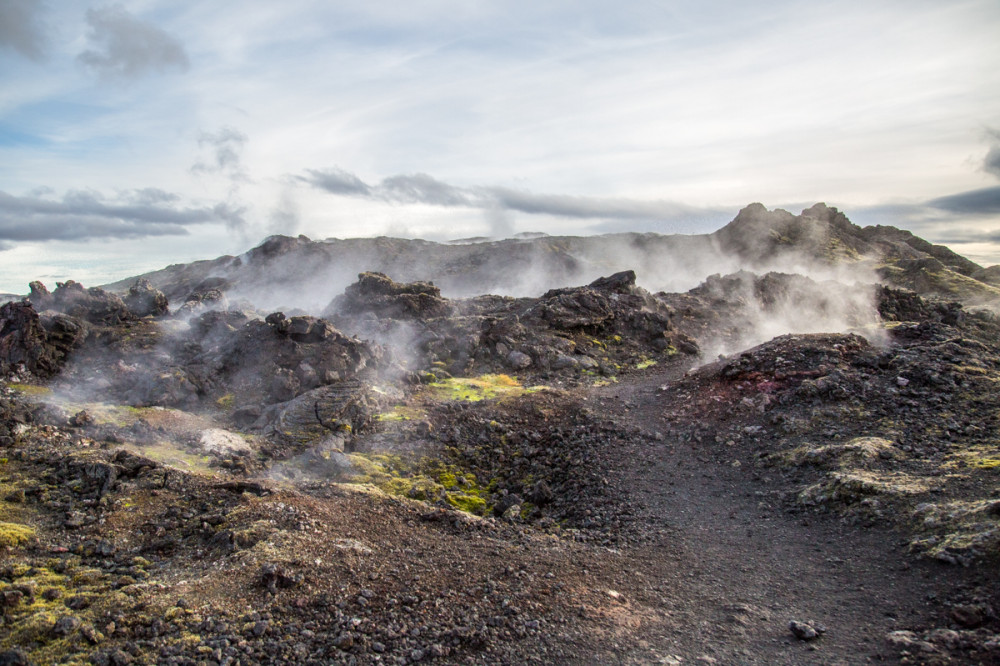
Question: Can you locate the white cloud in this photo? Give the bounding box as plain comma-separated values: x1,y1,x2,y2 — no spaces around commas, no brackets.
0,0,998,289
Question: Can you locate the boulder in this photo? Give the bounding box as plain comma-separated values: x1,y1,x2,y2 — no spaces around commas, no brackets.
123,279,169,317
0,301,86,378
329,272,452,319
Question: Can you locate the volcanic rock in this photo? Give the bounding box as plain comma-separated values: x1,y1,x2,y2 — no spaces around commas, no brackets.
329,271,452,319
122,279,169,318
31,280,133,325
0,301,86,378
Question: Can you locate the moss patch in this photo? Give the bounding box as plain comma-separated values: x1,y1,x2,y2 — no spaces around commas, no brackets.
425,374,538,402
0,521,35,548
345,453,490,515
6,383,53,397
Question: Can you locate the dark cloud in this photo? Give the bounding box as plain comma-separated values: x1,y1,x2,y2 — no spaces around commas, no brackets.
77,4,189,80
0,188,237,243
298,168,371,196
930,229,1000,245
381,173,476,207
299,167,718,226
0,0,47,61
927,187,1000,216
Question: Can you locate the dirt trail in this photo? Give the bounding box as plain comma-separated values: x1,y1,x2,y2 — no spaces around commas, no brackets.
584,364,968,665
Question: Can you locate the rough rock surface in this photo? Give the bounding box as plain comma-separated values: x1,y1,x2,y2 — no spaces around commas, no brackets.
0,301,86,378
3,204,1000,664
122,279,169,318
328,272,452,320
30,280,133,325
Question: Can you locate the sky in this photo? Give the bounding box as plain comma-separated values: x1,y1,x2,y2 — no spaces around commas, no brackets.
1,0,999,292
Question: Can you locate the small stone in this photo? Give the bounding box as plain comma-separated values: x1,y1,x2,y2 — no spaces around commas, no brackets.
951,604,987,628
53,615,81,636
0,649,31,666
64,511,87,528
789,620,824,641
251,620,269,637
333,633,353,650
81,623,103,644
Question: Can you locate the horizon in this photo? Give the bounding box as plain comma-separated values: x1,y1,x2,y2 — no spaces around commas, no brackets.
2,1,999,292
0,200,991,298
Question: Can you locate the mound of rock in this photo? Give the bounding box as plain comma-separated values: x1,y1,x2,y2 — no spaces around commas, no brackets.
328,272,452,319
122,278,169,317
29,280,133,325
0,301,87,378
182,311,383,408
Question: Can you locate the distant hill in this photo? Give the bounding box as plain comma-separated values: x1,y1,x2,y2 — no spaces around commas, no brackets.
96,202,999,313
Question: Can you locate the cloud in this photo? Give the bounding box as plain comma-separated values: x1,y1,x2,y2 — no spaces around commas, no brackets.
927,187,1000,216
191,127,248,177
299,167,725,230
0,0,47,61
124,187,181,206
0,188,239,243
985,129,1000,179
300,168,371,196
77,4,189,81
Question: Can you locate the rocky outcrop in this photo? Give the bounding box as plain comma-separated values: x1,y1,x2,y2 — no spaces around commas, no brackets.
328,272,452,320
0,301,86,378
123,279,169,318
30,280,133,325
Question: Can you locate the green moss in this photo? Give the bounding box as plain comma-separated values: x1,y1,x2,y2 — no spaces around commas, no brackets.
426,374,539,402
635,357,657,370
216,393,235,410
345,454,491,515
376,405,427,422
446,494,487,515
0,521,34,548
7,383,52,397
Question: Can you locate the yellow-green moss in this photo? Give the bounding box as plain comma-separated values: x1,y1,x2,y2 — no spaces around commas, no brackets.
446,494,487,515
376,405,427,422
345,454,490,515
215,393,235,410
426,374,537,402
635,358,657,370
0,521,34,548
7,383,52,397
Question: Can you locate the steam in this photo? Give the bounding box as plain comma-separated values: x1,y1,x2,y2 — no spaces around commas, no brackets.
682,272,886,361
190,127,251,234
